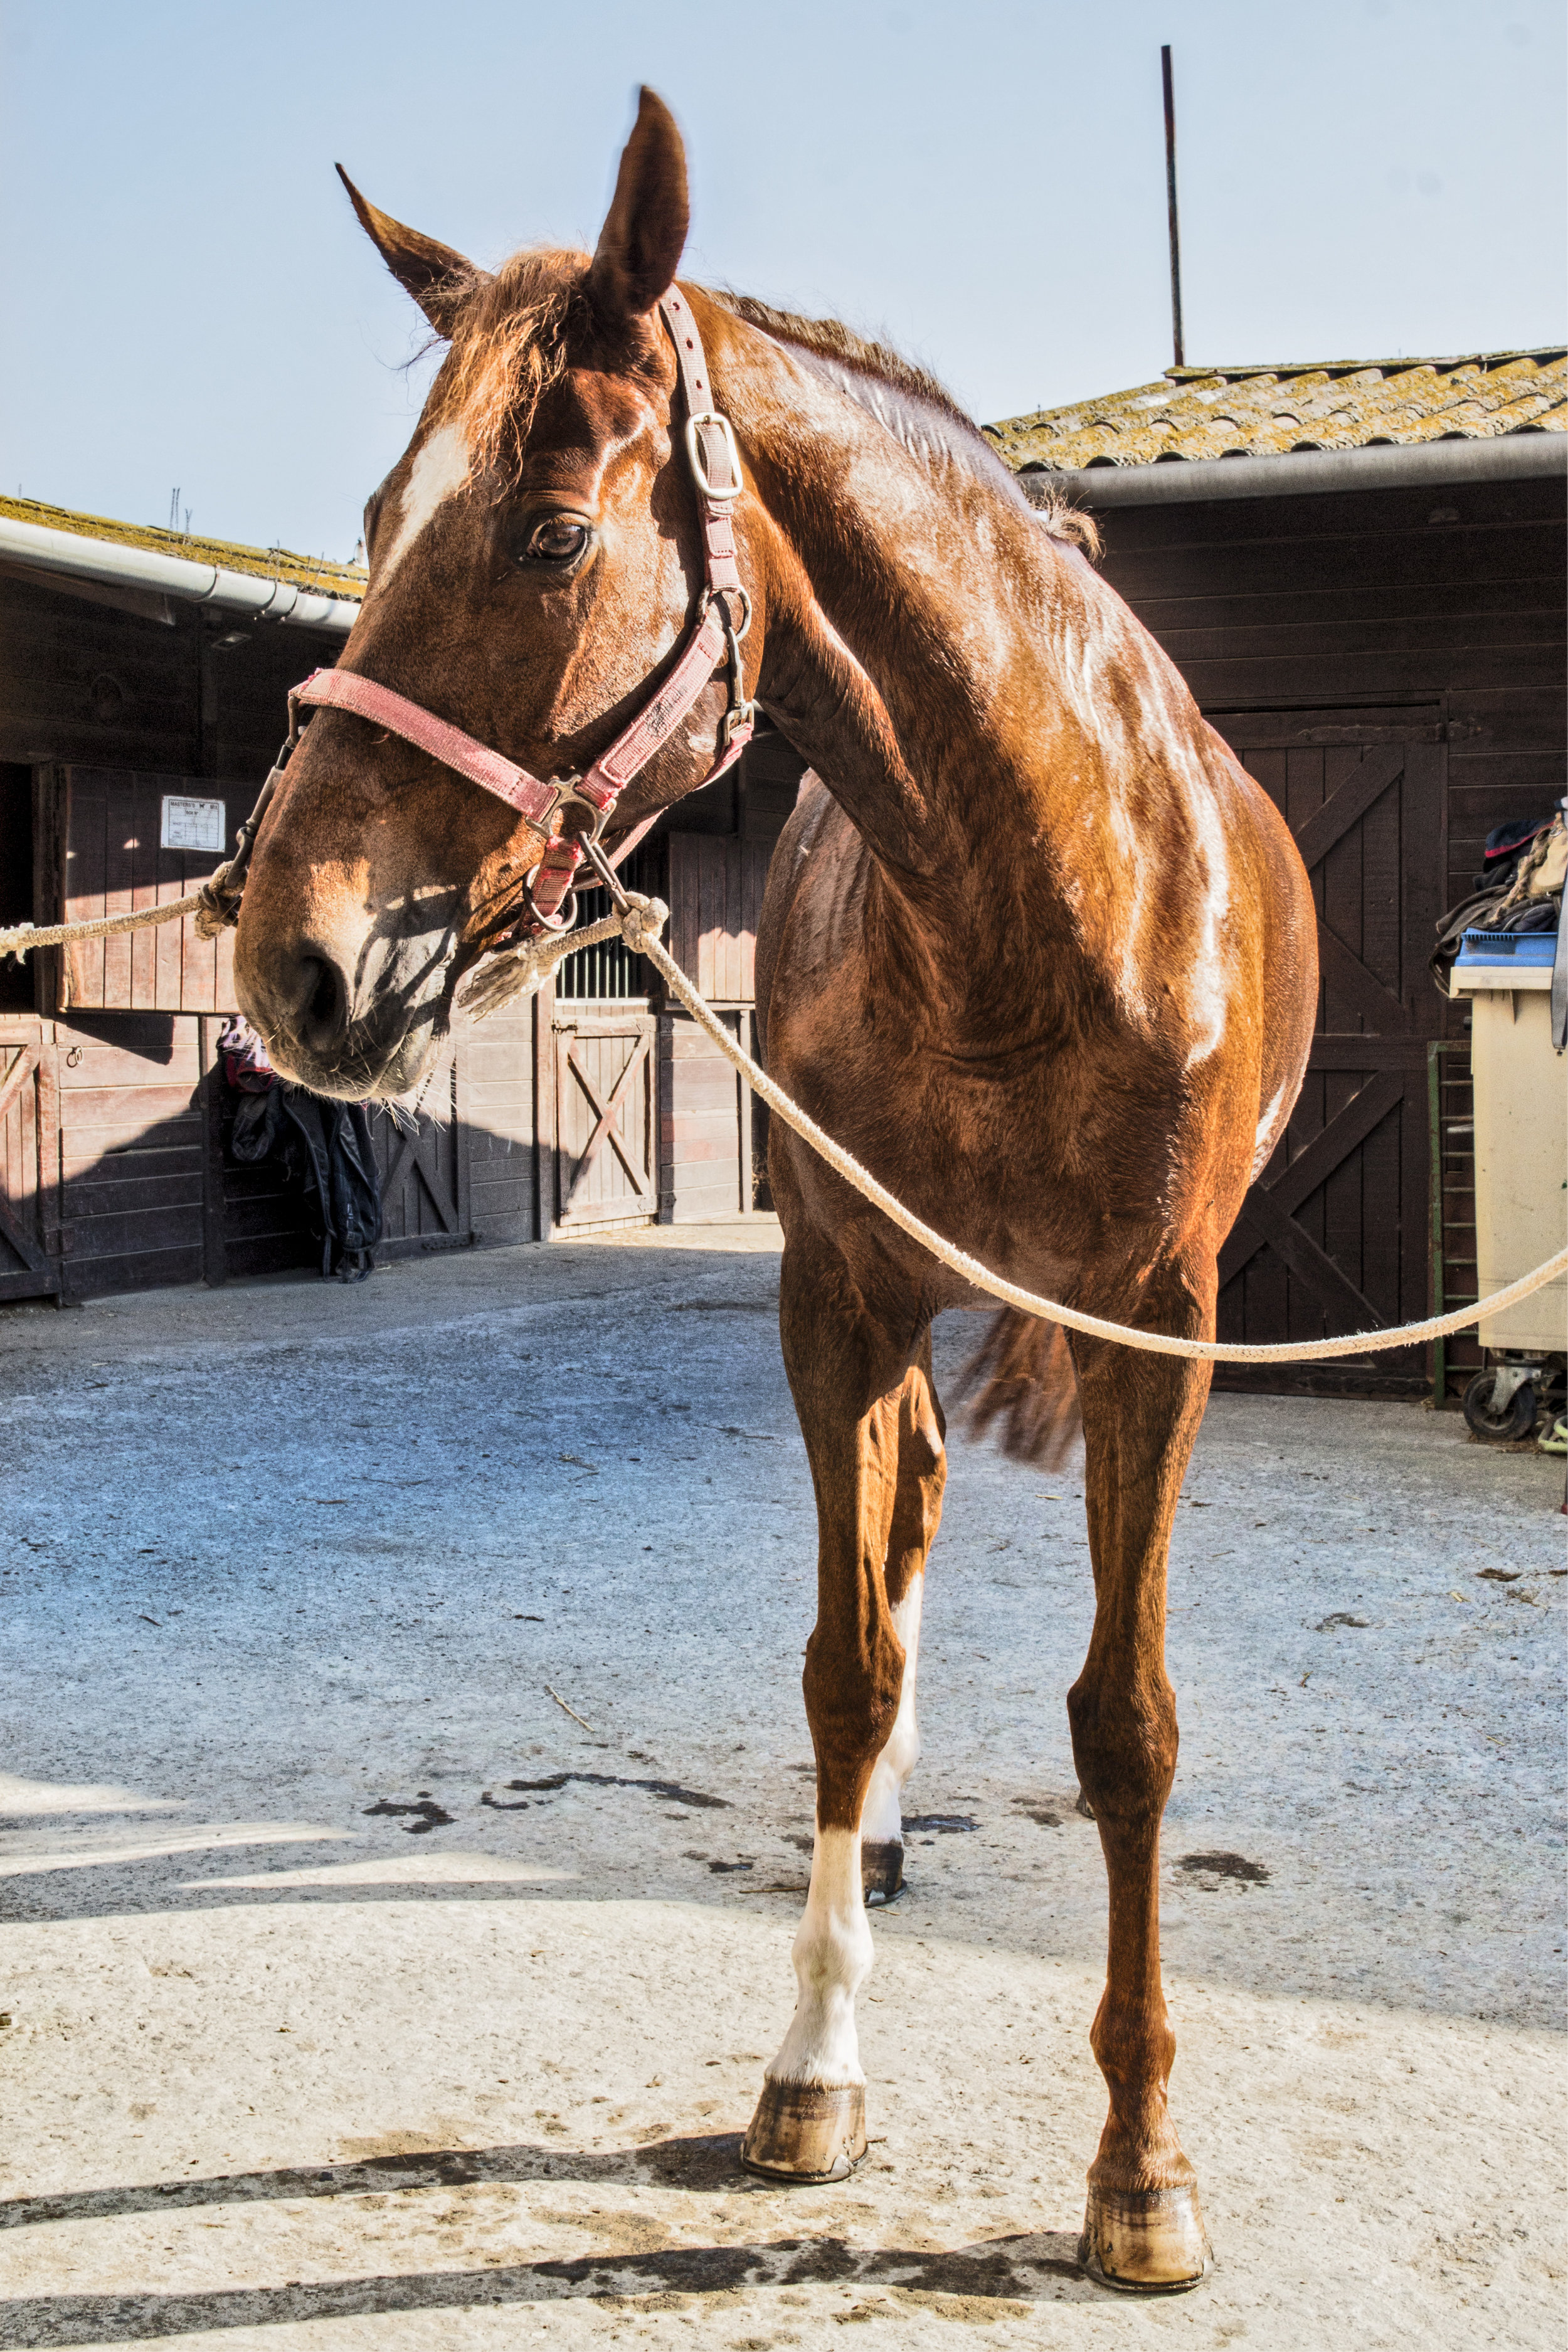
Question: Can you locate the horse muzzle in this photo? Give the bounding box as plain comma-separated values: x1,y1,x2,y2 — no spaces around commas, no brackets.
234,914,457,1101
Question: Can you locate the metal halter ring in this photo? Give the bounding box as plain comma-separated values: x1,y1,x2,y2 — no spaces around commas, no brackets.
548,780,612,842
684,411,744,502
719,584,752,642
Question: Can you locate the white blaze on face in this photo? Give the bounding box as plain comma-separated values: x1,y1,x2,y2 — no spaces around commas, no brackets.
378,423,471,586
860,1576,924,1849
766,1827,874,2087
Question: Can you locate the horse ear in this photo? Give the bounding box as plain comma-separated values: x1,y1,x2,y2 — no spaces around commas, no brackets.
336,165,479,339
588,88,689,324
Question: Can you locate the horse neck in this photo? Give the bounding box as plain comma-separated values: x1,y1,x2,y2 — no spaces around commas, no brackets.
714,315,1101,931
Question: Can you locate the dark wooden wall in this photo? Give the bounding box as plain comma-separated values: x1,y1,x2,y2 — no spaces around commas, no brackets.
0,571,552,1299
1091,469,1565,933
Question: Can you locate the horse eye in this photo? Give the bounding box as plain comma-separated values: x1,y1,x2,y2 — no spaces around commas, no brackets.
522,517,589,566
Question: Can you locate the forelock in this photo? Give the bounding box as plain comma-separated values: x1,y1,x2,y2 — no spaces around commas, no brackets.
430,248,592,481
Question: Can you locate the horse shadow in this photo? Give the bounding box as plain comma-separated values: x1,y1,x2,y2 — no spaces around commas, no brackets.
0,2134,1097,2341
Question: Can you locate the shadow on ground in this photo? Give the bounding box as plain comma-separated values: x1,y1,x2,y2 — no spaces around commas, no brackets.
0,2135,1092,2342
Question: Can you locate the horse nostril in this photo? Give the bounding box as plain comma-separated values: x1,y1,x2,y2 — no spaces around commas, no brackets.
299,954,348,1050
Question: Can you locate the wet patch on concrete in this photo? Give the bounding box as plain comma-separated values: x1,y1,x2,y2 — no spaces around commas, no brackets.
361,1798,454,1835
1177,1850,1271,1885
499,1772,731,1811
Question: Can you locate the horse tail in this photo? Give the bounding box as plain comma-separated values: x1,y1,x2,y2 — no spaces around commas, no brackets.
955,1309,1082,1468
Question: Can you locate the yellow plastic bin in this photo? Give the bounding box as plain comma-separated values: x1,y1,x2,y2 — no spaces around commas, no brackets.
1449,933,1567,1438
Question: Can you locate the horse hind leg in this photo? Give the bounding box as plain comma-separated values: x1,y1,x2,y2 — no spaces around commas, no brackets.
741,1246,930,2185
859,1354,945,1905
1068,1269,1216,2292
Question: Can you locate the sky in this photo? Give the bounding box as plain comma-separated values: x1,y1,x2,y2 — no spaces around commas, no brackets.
1,0,1562,561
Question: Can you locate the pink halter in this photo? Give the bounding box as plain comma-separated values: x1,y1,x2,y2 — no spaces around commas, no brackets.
285,288,754,938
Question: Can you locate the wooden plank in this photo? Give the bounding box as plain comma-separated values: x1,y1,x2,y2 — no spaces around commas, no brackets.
1400,739,1447,1027
1180,644,1564,706
1322,746,1365,1037
1154,607,1565,672
1290,741,1406,874
1135,574,1565,640
1315,921,1411,1033
1357,753,1403,1014
198,1016,227,1288
62,1242,204,1297
1219,707,1442,750
1226,1180,1384,1335
1446,686,1568,746
1447,761,1568,815
34,1041,61,1271
1102,515,1565,596
64,1172,204,1221
1094,474,1565,553
534,979,557,1242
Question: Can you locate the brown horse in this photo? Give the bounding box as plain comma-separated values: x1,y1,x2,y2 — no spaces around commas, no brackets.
233,91,1316,2291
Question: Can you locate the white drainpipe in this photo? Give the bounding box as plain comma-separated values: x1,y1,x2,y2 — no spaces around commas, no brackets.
0,513,360,635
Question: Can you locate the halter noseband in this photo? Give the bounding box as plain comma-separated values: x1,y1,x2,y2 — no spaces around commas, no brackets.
211,290,754,946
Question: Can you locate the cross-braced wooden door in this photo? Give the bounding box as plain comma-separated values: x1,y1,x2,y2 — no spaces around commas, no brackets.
0,1040,60,1301
371,1041,472,1258
1210,711,1446,1394
554,1010,656,1226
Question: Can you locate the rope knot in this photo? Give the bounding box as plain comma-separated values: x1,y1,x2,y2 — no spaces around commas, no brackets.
192,867,243,940
620,893,669,956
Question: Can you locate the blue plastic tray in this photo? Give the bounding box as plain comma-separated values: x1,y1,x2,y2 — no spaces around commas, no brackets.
1456,928,1557,967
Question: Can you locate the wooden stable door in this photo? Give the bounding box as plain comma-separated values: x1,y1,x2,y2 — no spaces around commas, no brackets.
554,1009,656,1226
0,1039,60,1301
1210,711,1446,1392
371,1039,472,1259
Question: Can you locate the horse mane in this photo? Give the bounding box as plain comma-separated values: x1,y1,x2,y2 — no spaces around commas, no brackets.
435,253,1099,556
710,292,1100,558
710,292,973,431
709,292,1099,557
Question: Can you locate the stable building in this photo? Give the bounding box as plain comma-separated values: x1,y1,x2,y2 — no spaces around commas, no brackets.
0,495,796,1303
985,348,1567,1395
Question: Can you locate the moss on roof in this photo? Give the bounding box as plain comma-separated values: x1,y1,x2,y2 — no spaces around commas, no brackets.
0,494,366,600
984,349,1568,474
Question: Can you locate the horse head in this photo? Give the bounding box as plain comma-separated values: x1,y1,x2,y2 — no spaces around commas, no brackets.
234,90,759,1099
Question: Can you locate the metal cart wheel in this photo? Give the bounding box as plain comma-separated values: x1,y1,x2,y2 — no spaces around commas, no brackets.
1461,1370,1539,1444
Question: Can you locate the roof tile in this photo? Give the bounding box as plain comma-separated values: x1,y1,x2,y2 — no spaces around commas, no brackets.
984,349,1568,473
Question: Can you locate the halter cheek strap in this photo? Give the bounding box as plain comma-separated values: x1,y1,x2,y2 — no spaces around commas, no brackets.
283,287,754,938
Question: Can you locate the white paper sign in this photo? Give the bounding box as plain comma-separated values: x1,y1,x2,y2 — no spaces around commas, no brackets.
160,795,226,855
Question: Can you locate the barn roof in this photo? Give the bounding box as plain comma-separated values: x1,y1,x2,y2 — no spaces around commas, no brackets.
983,349,1567,475
0,493,367,602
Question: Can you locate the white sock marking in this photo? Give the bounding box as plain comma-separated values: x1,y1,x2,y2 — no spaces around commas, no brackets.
766,1826,873,2087
378,423,470,585
860,1575,923,1848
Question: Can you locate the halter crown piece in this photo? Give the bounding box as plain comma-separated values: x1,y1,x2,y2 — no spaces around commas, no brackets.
197,290,753,944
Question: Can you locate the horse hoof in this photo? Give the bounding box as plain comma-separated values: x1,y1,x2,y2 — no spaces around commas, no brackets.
862,1839,904,1905
1078,2183,1210,2293
739,2081,867,2184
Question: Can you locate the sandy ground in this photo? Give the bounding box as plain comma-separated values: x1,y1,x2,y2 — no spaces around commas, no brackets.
0,1219,1562,2350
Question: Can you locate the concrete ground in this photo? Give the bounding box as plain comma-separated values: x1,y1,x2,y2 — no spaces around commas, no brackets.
0,1219,1562,2351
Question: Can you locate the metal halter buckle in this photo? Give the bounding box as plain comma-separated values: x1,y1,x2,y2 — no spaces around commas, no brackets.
548,780,611,842
684,411,744,502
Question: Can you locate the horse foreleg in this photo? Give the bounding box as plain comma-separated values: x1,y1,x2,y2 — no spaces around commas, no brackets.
860,1343,946,1905
741,1241,928,2183
1068,1271,1214,2292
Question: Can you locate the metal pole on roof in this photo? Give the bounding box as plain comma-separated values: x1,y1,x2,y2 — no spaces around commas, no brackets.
1161,45,1185,369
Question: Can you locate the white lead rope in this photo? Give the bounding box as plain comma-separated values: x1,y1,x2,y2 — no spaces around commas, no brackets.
587,897,1561,1369
14,886,1564,1365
